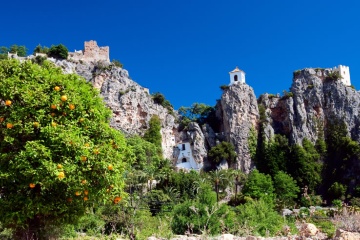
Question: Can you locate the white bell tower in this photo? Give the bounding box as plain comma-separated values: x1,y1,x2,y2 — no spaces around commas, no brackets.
229,66,245,85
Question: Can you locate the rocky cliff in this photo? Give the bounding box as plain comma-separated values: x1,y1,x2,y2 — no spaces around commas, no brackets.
216,83,259,173
52,59,178,160
52,57,360,172
260,68,360,145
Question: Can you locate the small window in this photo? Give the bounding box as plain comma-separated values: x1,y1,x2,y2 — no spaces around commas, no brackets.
182,158,187,163
343,71,346,75
234,75,238,81
182,144,186,150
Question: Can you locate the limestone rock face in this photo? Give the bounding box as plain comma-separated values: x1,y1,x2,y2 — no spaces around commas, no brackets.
216,83,259,173
260,68,360,145
52,59,178,160
177,122,208,166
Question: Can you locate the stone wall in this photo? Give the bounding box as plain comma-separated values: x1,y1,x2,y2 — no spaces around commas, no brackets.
68,40,110,63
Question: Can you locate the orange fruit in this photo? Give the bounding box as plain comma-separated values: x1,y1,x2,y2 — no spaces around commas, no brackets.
60,95,67,102
5,100,11,106
29,183,36,188
58,172,65,179
75,191,81,196
51,122,57,127
69,104,75,110
57,164,63,169
94,149,100,155
108,165,113,171
51,113,56,117
81,179,87,184
67,197,73,202
84,190,89,195
114,196,121,204
83,196,88,201
0,117,4,123
79,118,85,123
33,122,39,128
51,104,57,109
6,123,13,129
81,156,87,162
54,86,61,91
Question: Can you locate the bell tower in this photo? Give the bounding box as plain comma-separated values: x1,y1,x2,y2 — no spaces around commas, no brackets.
229,66,245,85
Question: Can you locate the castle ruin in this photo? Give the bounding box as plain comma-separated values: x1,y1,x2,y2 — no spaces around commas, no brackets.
68,40,110,63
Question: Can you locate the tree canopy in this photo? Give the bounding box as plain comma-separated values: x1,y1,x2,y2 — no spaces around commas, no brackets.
0,59,132,238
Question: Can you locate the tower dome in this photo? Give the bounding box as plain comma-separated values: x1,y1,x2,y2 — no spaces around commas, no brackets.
229,66,245,85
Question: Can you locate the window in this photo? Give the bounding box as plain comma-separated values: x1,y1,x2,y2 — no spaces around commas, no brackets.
234,75,238,81
182,158,187,163
182,144,185,151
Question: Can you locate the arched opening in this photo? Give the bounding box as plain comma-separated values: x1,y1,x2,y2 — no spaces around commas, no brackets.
182,158,187,163
234,75,238,82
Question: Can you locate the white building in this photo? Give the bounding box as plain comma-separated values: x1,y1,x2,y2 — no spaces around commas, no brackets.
175,142,202,170
229,66,245,85
332,65,351,86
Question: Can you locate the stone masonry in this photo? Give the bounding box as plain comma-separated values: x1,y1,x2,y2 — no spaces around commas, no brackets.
68,40,110,63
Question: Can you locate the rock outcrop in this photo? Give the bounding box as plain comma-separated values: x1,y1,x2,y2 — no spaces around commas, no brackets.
216,83,259,173
52,59,178,160
260,68,360,145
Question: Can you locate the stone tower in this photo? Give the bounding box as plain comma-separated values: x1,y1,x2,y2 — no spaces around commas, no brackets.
229,66,245,85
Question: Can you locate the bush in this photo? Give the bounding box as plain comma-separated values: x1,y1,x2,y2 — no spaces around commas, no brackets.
151,92,173,113
234,199,284,236
48,44,68,59
220,85,229,90
112,59,123,68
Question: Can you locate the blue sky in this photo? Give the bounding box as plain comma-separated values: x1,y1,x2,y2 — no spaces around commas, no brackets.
2,0,360,109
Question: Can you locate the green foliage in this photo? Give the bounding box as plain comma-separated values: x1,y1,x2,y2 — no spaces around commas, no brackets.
208,141,237,165
0,45,27,59
259,135,290,176
9,44,28,57
111,59,123,68
248,127,257,160
328,182,347,201
293,70,301,78
281,90,293,100
0,60,131,238
31,55,47,66
178,103,219,131
220,85,229,90
33,44,49,54
310,218,336,238
288,139,322,192
171,184,234,235
326,71,342,81
235,199,284,236
156,170,202,201
273,171,300,208
242,170,275,203
127,135,161,171
151,92,173,113
143,115,162,154
48,44,69,59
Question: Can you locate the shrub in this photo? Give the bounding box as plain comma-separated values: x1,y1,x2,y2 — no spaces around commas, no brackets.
293,70,301,78
47,44,68,59
325,71,342,81
112,59,123,68
220,85,229,90
234,199,284,236
151,92,174,113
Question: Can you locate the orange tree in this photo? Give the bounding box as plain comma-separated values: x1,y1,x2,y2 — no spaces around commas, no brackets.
0,59,133,238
